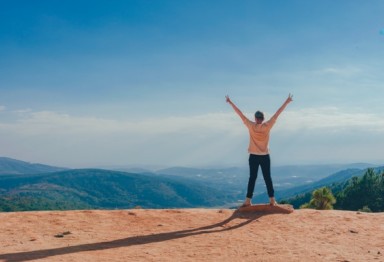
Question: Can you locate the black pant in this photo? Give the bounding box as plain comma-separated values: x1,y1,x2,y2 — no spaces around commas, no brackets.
246,154,274,198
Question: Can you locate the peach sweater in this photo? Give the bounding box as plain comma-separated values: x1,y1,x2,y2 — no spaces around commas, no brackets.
242,117,277,155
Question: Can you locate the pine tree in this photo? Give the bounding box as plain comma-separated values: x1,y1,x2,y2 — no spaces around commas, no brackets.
336,168,384,212
301,187,336,210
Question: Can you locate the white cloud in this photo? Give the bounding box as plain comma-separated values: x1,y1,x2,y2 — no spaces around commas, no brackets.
276,107,384,132
0,109,246,167
1,107,383,167
3,110,242,136
313,66,362,77
270,107,384,165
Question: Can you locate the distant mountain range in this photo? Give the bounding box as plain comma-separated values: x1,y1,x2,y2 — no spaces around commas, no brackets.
0,157,381,211
0,158,230,211
0,157,67,175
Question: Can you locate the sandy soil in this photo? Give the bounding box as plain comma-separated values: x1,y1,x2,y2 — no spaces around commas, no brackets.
0,208,383,262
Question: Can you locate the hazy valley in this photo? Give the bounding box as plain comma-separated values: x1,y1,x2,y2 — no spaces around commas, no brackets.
0,157,382,211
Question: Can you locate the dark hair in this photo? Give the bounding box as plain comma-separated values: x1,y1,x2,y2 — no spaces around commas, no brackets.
255,111,264,120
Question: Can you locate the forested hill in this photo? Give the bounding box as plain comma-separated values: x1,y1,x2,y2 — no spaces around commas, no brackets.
0,169,229,211
282,168,384,212
0,157,382,212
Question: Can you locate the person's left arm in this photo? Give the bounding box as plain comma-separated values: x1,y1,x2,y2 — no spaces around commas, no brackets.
271,93,293,120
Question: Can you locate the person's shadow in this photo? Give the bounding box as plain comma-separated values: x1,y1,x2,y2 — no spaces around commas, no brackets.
0,210,265,262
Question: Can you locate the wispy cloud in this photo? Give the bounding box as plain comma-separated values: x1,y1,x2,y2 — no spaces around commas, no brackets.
2,110,243,136
277,107,384,132
1,107,384,167
313,66,362,77
2,107,384,139
0,109,245,167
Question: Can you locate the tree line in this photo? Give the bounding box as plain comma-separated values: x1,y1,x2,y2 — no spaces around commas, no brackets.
291,168,384,212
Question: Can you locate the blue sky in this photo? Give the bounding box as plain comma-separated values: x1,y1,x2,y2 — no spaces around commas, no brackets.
1,1,384,168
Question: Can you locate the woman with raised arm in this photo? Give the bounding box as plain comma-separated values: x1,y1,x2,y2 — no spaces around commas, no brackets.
226,94,293,207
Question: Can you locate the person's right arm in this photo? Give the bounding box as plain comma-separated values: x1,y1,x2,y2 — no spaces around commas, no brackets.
226,95,248,123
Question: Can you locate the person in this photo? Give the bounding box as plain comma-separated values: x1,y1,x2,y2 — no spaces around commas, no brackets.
226,94,293,207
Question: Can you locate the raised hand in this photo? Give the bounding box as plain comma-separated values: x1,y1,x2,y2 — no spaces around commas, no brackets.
225,95,232,104
287,93,293,103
